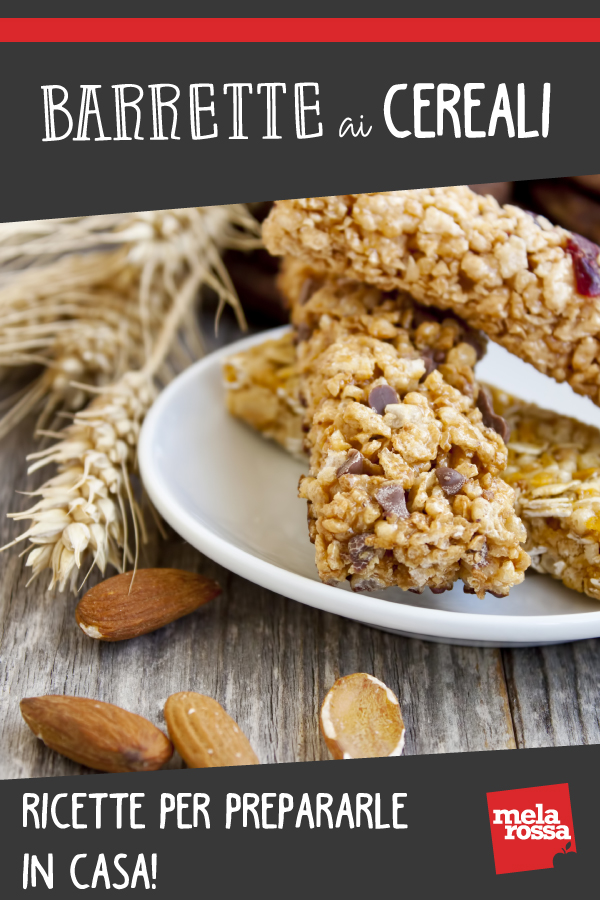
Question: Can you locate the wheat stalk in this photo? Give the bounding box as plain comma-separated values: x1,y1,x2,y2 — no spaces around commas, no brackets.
0,205,262,590
0,206,260,438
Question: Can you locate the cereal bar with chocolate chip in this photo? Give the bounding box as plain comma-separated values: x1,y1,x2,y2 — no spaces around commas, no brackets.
490,387,600,601
223,331,305,458
285,268,529,597
263,186,600,405
224,330,600,603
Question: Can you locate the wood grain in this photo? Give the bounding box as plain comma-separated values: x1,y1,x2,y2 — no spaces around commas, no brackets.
0,318,598,778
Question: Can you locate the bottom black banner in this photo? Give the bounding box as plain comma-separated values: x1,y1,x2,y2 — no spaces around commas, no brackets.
4,744,597,896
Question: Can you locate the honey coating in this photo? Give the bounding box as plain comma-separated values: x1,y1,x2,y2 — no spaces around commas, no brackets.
263,187,600,405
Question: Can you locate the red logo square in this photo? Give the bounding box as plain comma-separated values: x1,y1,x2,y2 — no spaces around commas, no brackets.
487,783,576,875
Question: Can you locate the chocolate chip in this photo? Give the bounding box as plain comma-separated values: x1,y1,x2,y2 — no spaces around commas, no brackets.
472,539,488,570
566,233,600,297
348,534,375,571
476,387,511,442
336,449,365,477
420,347,446,378
431,586,450,594
298,277,322,306
489,590,507,599
294,323,312,345
412,304,440,327
375,484,409,518
351,578,382,594
463,585,477,595
368,383,399,415
435,467,467,496
420,349,437,377
461,330,487,361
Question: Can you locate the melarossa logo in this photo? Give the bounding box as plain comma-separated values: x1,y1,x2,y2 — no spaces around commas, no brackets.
491,805,571,841
486,784,577,875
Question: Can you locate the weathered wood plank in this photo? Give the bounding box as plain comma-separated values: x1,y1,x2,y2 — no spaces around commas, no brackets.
502,642,600,749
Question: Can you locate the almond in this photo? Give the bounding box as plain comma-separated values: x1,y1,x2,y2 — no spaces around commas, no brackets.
164,692,259,768
76,568,220,641
320,673,405,760
20,695,173,773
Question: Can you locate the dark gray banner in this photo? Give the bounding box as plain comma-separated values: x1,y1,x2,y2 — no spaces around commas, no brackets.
0,41,597,220
3,745,598,896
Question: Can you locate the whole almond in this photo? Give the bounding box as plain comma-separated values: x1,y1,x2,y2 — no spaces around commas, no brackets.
320,673,405,760
20,695,173,773
76,568,220,641
164,692,259,768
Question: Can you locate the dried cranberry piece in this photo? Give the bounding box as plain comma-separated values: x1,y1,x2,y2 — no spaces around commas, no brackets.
566,234,600,298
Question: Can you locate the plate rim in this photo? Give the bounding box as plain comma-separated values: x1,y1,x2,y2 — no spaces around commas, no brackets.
139,326,600,646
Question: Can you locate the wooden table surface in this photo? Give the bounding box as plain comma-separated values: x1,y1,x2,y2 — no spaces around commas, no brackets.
1,315,599,778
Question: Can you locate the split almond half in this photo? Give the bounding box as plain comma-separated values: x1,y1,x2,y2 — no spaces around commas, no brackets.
20,695,173,773
320,673,405,760
76,568,220,641
164,692,259,768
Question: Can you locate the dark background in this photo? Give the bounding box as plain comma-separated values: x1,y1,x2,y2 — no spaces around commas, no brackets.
4,744,598,897
1,40,598,220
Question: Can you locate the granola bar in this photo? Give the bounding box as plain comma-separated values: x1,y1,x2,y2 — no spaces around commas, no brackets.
283,269,529,597
263,187,600,405
491,387,600,601
223,331,305,458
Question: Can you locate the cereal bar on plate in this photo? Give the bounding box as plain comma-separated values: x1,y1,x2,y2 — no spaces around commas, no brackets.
263,186,600,405
226,266,529,598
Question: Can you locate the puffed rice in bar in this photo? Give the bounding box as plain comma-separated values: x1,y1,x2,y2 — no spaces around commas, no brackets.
263,187,600,405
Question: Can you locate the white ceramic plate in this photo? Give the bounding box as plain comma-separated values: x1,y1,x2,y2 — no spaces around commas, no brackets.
139,327,600,647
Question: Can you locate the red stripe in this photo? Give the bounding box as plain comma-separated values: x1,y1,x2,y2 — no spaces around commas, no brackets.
0,18,599,42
